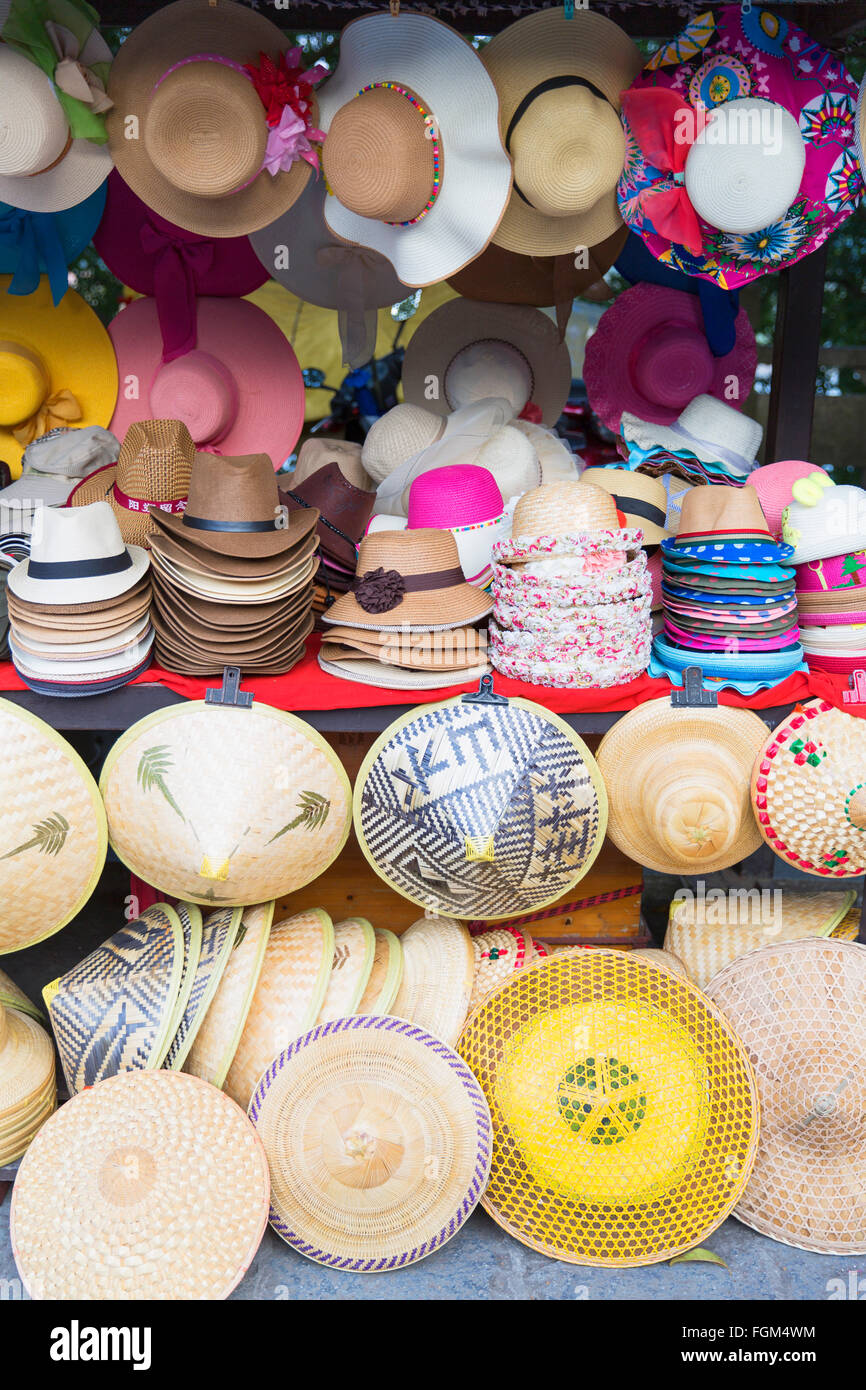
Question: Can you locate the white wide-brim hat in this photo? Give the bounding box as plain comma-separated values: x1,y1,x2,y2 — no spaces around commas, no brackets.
621,394,762,473
7,500,150,604
316,11,512,288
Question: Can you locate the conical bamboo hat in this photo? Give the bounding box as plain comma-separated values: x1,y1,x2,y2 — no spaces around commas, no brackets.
184,902,275,1089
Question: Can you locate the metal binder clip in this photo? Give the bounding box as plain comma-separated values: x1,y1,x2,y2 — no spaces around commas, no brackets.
205,666,254,708
670,666,717,708
843,670,866,705
461,673,509,706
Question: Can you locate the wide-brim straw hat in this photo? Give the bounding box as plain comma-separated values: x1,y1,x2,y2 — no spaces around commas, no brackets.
106,0,318,238
597,697,768,875
706,938,866,1254
751,699,866,877
481,9,642,256
469,925,534,1012
322,529,492,633
315,917,376,1023
448,229,627,307
224,909,334,1111
316,11,512,288
0,276,119,477
319,649,490,692
10,1069,270,1299
99,702,352,907
183,901,274,1088
581,468,669,545
400,299,572,426
390,916,475,1047
248,1013,492,1272
457,950,758,1266
163,904,242,1071
0,699,106,955
67,419,195,548
354,691,607,921
621,394,763,477
356,928,403,1015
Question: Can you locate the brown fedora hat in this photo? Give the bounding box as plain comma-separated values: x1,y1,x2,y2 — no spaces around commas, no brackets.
280,461,375,572
150,543,318,602
448,229,627,307
322,529,492,632
152,605,312,662
149,515,317,580
155,621,311,676
68,420,195,549
152,585,312,646
149,452,315,558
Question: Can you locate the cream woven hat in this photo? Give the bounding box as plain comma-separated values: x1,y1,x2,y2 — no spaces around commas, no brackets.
356,928,403,1015
317,11,511,287
7,501,150,605
0,1001,56,1163
597,697,768,875
183,901,274,1089
621,395,762,475
362,404,444,486
481,9,642,256
706,938,866,1254
10,1069,270,1299
391,916,475,1047
316,917,376,1023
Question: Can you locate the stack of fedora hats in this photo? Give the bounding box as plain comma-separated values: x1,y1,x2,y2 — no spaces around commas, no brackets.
146,452,319,675
619,395,763,487
782,475,866,674
67,418,194,549
490,479,652,688
278,438,376,619
319,528,492,689
652,484,807,691
0,998,56,1167
5,502,153,696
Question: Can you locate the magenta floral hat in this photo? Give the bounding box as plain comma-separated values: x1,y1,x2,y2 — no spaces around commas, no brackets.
617,6,863,289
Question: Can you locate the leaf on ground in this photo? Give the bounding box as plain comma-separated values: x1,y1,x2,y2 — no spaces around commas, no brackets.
669,1248,729,1269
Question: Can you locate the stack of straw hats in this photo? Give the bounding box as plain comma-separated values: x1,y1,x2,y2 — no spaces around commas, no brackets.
0,998,56,1167
490,479,652,687
5,501,153,695
782,476,866,673
279,438,375,617
146,452,320,675
318,528,493,689
620,395,763,486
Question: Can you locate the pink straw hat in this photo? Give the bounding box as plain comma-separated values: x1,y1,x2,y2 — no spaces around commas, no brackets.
108,296,305,469
749,459,830,541
584,282,756,434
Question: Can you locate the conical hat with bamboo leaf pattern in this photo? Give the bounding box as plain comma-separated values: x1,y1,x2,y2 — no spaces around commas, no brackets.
99,699,352,906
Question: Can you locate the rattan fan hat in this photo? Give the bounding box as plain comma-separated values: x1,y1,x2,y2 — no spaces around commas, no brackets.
249,1014,492,1272
10,1069,270,1299
458,949,759,1266
597,697,767,874
184,901,274,1089
705,938,866,1254
391,917,475,1047
67,419,195,548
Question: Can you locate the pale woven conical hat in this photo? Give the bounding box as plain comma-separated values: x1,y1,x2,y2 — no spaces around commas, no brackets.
249,1014,492,1271
163,906,242,1070
631,948,688,979
0,1082,57,1166
356,929,403,1016
99,701,352,907
317,918,376,1023
391,917,476,1047
0,699,107,954
706,938,866,1254
162,902,203,1054
0,1004,56,1121
225,909,334,1110
470,925,534,1011
0,967,44,1023
10,1070,270,1300
184,901,275,1089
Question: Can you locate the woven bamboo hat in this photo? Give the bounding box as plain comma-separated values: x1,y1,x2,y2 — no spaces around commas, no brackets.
183,901,274,1088
317,918,376,1024
163,904,241,1070
481,9,642,256
67,419,195,548
160,900,203,1054
321,530,493,633
10,1069,269,1299
0,968,43,1023
0,1002,55,1123
99,701,351,907
458,949,759,1266
391,916,475,1047
356,928,403,1016
706,939,866,1254
597,698,767,875
666,888,859,990
0,699,106,955
249,1014,492,1272
752,699,866,878
631,948,689,979
354,689,607,920
225,909,334,1111
469,925,534,1012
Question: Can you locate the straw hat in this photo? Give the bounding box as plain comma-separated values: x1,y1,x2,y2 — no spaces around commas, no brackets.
631,948,688,979
316,11,511,288
481,9,642,256
10,1069,270,1299
161,901,202,1055
362,404,443,486
581,468,669,545
0,185,107,306
162,904,242,1071
621,395,762,478
67,419,195,548
469,925,534,1011
319,649,490,692
666,888,859,990
503,480,623,558
248,1014,492,1271
752,699,866,877
0,1002,55,1122
390,917,475,1047
0,698,106,955
354,692,607,921
316,917,376,1023
597,697,768,874
99,701,352,907
0,967,43,1023
706,939,866,1254
400,299,571,425
321,529,492,633
448,229,627,306
458,950,758,1265
183,901,274,1089
356,928,403,1015
0,425,119,529
224,909,334,1111
0,276,118,477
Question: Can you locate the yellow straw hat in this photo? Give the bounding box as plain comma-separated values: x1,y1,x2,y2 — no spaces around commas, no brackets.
458,949,759,1266
183,901,274,1089
0,276,119,477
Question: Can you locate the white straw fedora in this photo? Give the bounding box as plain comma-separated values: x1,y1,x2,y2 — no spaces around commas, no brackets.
621,395,763,474
7,500,150,605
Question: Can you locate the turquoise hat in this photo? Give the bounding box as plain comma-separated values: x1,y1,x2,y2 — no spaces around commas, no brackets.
0,185,107,305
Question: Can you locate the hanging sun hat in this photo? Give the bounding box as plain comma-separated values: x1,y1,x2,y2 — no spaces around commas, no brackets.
469,925,534,1012
317,10,511,288
458,950,758,1265
666,887,859,990
748,459,830,541
597,697,768,874
583,284,757,435
782,477,866,565
10,1069,270,1299
448,229,628,310
224,909,334,1111
614,228,742,357
44,903,185,1095
706,938,866,1254
480,8,642,257
0,184,107,306
8,499,150,605
106,0,324,238
751,699,866,878
183,900,274,1089
67,418,195,549
621,395,762,480
581,467,669,544
0,0,113,215
390,916,475,1047
356,928,403,1015
663,483,793,566
107,296,304,469
316,917,376,1024
0,699,106,955
0,275,119,477
354,688,607,921
99,697,352,907
400,299,571,426
162,904,242,1070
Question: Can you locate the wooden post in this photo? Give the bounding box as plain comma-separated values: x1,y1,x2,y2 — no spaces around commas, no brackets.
765,244,827,464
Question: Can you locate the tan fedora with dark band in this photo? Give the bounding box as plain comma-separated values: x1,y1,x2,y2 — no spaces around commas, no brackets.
322,530,492,632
